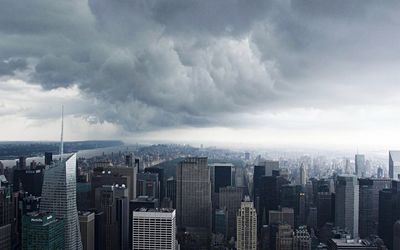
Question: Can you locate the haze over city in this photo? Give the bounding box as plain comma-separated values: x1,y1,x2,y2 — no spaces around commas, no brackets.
1,0,400,150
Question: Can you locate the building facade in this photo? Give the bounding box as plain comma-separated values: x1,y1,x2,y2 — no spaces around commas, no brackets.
236,197,257,250
40,154,82,250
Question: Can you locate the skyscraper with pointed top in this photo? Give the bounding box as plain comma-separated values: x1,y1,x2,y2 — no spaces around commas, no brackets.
40,106,83,249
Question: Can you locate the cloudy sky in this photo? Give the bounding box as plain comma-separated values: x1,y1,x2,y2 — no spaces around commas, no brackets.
1,0,400,150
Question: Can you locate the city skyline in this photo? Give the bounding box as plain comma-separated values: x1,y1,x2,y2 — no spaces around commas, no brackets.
1,1,400,149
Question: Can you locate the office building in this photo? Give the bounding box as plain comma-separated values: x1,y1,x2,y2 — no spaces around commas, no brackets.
335,175,359,238
327,238,383,249
275,224,293,250
94,165,137,201
13,167,44,196
95,185,129,250
132,208,177,250
79,211,95,250
176,157,212,246
210,163,232,193
378,182,400,249
300,163,307,186
389,151,400,180
22,212,64,250
214,208,228,238
293,226,311,250
264,160,280,176
394,220,400,250
237,197,257,250
280,184,304,226
218,186,243,239
269,207,295,228
137,172,159,199
355,154,366,177
125,154,133,167
144,167,165,201
358,178,391,238
0,176,12,250
40,154,82,250
44,152,53,166
166,177,176,208
317,191,334,228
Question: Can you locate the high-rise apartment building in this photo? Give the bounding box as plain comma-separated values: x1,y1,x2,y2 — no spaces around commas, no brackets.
335,175,359,238
40,154,82,250
22,212,64,250
389,151,400,180
79,211,95,250
355,154,366,177
132,208,177,250
176,157,212,246
236,197,257,250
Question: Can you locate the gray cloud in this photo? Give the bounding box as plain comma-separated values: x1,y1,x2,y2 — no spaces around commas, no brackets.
1,0,399,132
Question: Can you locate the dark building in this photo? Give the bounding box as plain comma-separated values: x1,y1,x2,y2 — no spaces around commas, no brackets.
18,156,27,169
0,176,12,250
280,184,304,227
219,186,243,239
22,212,64,250
166,177,176,208
212,164,232,193
125,154,133,167
95,185,129,250
12,168,44,196
44,152,53,166
253,165,266,202
91,172,128,208
359,178,391,238
144,167,165,201
258,175,290,229
316,191,334,228
378,182,400,250
137,172,159,200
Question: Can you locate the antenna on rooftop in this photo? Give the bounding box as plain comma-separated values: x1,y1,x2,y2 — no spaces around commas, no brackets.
59,105,64,161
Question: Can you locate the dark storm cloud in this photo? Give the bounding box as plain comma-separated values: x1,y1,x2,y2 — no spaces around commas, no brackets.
1,0,399,131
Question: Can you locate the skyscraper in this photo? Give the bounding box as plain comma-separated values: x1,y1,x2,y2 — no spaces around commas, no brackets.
22,212,64,250
378,182,400,249
137,172,159,199
394,220,400,250
40,154,82,250
389,151,400,180
335,175,359,238
0,175,12,250
79,211,95,250
275,224,293,250
355,154,366,177
176,157,212,246
132,208,177,250
95,185,129,250
219,186,243,239
210,163,232,193
237,197,257,250
358,178,391,238
299,163,307,186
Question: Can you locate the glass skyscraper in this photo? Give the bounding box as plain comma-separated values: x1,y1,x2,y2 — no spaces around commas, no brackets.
40,153,83,250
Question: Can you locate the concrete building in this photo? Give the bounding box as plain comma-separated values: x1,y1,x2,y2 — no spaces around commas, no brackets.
300,163,307,186
79,211,95,250
40,154,82,250
275,224,293,250
335,175,359,238
132,208,176,250
236,197,257,250
389,151,400,180
269,207,295,228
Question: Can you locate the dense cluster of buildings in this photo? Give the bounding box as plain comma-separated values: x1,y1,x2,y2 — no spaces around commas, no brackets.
1,146,400,249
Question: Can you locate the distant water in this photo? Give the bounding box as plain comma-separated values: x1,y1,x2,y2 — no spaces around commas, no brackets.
0,145,137,168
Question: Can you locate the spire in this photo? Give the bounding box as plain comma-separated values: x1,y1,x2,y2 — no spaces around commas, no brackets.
60,105,64,161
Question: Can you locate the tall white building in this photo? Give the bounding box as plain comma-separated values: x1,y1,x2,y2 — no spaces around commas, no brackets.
132,208,177,250
236,196,257,250
335,175,359,238
389,151,400,180
299,163,307,186
40,154,83,250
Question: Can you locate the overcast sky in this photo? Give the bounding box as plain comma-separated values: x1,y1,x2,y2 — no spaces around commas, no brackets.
1,0,400,150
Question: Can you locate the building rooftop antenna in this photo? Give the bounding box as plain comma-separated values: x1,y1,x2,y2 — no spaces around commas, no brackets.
59,105,64,161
